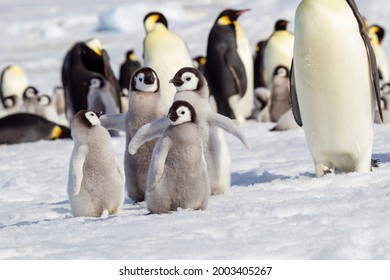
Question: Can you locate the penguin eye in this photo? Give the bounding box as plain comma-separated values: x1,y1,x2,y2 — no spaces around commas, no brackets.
186,77,191,81
181,111,185,115
139,77,143,82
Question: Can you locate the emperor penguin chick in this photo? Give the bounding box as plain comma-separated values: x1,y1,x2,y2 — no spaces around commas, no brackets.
68,110,125,217
87,76,119,115
146,100,210,214
20,86,39,113
270,65,290,122
129,67,249,195
35,94,60,123
99,67,166,202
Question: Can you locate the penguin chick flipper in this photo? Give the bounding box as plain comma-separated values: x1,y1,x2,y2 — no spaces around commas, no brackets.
289,63,303,126
115,158,125,183
128,116,170,155
100,113,126,131
225,49,247,96
68,145,88,196
208,112,250,148
147,137,171,191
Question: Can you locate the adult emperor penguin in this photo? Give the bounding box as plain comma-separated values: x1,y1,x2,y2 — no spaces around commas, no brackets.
262,19,294,89
119,49,141,92
100,67,166,202
68,110,125,217
269,65,290,122
0,64,29,101
0,113,71,145
205,9,254,123
143,12,193,107
129,67,249,195
146,100,210,214
369,24,389,83
61,38,121,121
253,40,267,89
290,0,383,176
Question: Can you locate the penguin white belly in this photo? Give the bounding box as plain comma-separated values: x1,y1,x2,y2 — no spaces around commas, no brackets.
230,23,254,122
294,0,375,175
1,65,29,99
263,32,294,88
144,29,193,107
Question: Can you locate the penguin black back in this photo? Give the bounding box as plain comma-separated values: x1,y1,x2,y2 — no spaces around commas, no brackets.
0,113,71,144
119,50,142,91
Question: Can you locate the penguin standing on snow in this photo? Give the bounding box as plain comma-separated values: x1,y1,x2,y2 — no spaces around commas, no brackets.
290,0,382,176
129,67,249,195
61,38,121,121
142,12,193,107
68,110,125,217
35,94,60,123
119,49,141,92
261,19,294,89
269,65,290,122
100,67,166,202
0,64,29,102
20,86,39,114
205,9,254,123
87,76,118,115
253,40,267,89
146,101,210,214
0,95,22,118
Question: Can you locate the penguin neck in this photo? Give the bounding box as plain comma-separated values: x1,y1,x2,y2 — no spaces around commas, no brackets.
150,23,169,35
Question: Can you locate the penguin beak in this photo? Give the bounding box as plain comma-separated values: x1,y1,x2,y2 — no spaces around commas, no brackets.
167,112,178,122
169,77,184,87
145,75,155,85
236,9,250,17
94,111,103,118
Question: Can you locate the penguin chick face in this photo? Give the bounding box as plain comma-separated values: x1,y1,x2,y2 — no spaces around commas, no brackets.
89,77,105,89
274,19,289,31
144,12,168,33
168,101,197,126
37,94,51,106
215,9,249,25
3,95,18,108
273,65,289,78
131,67,159,93
23,86,38,100
170,67,204,92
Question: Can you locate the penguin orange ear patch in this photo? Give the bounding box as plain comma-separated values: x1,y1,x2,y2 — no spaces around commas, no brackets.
50,125,63,140
217,16,232,25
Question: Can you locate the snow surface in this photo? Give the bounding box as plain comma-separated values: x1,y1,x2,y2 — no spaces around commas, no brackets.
0,0,390,260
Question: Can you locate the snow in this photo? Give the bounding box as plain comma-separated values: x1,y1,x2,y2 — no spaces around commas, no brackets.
1,0,390,260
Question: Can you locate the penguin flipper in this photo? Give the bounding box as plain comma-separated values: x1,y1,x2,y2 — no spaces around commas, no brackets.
346,0,383,121
100,86,120,115
115,157,125,183
225,49,247,97
100,113,126,131
208,111,249,148
128,116,170,155
147,136,172,191
289,61,303,127
69,145,88,196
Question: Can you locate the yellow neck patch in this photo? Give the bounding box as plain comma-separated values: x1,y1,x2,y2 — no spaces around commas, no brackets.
86,38,104,56
51,125,62,139
217,16,232,25
129,53,137,61
145,14,160,33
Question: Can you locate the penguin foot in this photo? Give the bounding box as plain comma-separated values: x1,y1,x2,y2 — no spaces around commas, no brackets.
371,158,381,168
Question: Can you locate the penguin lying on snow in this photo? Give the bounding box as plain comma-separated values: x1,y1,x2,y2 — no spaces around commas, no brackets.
0,113,71,145
129,67,249,195
146,100,210,214
100,67,166,202
68,110,125,217
290,0,382,176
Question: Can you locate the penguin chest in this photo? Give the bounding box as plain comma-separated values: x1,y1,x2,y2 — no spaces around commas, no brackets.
294,0,375,154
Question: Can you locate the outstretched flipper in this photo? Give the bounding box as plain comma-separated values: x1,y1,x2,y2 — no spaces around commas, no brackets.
147,136,172,191
207,111,250,148
100,113,126,132
128,116,170,155
289,61,303,127
68,145,88,196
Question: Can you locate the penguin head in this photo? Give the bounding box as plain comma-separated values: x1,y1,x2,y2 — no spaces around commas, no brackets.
37,94,52,107
89,76,106,89
215,9,249,26
255,40,266,54
193,56,207,68
169,67,205,92
274,19,289,31
23,86,38,100
273,65,289,78
381,83,390,95
369,24,385,45
85,38,104,56
168,100,197,126
144,12,168,33
73,110,102,129
126,50,138,61
2,95,18,109
131,67,159,93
